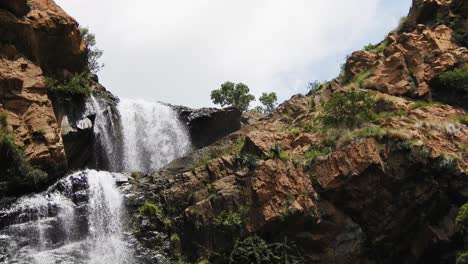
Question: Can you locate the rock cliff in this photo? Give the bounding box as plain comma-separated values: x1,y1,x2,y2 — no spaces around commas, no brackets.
0,0,111,196
127,0,468,263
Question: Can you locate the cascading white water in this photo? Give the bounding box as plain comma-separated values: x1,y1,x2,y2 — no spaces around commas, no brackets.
118,99,192,173
0,170,134,264
88,96,123,171
0,97,192,262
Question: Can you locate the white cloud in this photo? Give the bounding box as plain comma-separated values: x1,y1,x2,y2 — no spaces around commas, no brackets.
55,0,410,107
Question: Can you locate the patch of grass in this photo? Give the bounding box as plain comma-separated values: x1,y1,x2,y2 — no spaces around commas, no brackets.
287,127,302,136
352,68,375,87
139,202,163,218
364,41,387,54
46,72,92,100
373,110,407,119
454,115,468,126
410,100,440,110
353,125,385,138
214,211,242,227
304,145,332,163
456,203,468,228
192,137,245,169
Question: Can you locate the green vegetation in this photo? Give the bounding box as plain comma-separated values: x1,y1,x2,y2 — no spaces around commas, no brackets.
435,64,468,90
214,211,242,227
364,41,387,54
211,82,256,112
234,153,257,169
46,72,92,100
268,145,289,160
321,90,376,129
80,27,104,73
456,203,468,228
192,137,245,169
373,110,407,119
454,115,468,126
353,125,385,138
229,236,304,264
352,68,375,87
304,145,332,163
395,16,409,33
0,133,48,193
170,233,181,242
307,80,323,93
139,202,163,218
410,100,440,110
0,112,7,129
259,92,278,113
457,252,468,264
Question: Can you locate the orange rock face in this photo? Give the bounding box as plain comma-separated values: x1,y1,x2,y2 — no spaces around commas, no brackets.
0,0,88,178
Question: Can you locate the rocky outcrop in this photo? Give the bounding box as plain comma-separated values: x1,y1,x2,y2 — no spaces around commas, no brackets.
344,0,467,104
0,0,103,191
0,0,87,75
126,0,468,262
173,106,242,149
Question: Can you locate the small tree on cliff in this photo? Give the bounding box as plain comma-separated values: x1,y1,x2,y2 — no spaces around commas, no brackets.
80,27,104,74
259,92,278,113
211,82,255,112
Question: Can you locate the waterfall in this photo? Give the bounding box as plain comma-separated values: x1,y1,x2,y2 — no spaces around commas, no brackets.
0,170,134,264
87,96,123,172
0,97,192,262
118,99,192,173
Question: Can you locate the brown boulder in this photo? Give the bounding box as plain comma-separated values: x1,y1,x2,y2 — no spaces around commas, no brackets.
0,0,29,17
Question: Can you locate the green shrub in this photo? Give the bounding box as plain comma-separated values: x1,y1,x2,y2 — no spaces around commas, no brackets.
170,233,180,242
436,64,468,90
457,252,468,264
0,133,48,194
0,112,7,130
304,145,332,163
214,211,242,227
46,72,92,100
307,80,323,93
229,236,304,264
321,90,376,128
396,16,409,33
268,145,289,160
234,153,257,169
139,202,163,218
456,203,468,228
453,27,468,47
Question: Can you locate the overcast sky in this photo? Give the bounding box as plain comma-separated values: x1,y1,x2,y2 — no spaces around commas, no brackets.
55,0,412,108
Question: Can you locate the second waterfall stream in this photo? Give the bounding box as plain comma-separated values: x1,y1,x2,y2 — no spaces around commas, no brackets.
0,97,193,264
